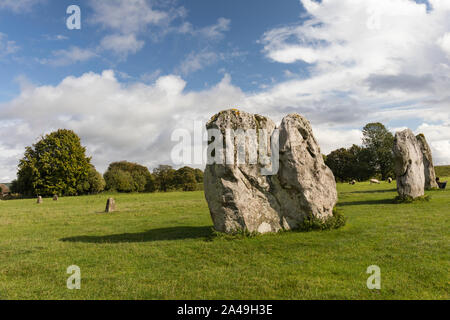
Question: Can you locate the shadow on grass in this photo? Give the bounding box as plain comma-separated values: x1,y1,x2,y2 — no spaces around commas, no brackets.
337,198,395,206
60,226,214,243
347,188,397,194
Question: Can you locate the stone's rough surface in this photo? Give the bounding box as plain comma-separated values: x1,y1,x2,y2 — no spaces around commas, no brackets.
37,196,43,204
53,195,58,201
275,114,338,224
204,109,338,234
105,198,116,213
393,129,425,199
416,134,439,189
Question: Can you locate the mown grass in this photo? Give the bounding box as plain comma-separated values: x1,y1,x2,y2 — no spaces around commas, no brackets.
0,178,448,300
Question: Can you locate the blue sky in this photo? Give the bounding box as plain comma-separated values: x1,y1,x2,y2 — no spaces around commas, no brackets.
0,0,308,99
0,0,449,181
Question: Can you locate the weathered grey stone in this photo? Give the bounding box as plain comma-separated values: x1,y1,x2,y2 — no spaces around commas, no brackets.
393,129,425,199
37,196,43,204
416,134,438,189
105,198,116,213
204,110,338,234
275,114,338,224
53,195,58,201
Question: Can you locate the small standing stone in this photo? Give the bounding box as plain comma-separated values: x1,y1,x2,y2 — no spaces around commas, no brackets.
37,196,43,204
388,177,393,184
105,198,116,213
53,195,58,201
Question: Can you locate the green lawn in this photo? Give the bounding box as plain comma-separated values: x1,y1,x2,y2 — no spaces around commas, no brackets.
0,179,449,300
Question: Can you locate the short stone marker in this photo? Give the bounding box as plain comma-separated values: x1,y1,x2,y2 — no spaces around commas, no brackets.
388,177,393,183
37,196,43,204
53,195,58,201
105,198,116,213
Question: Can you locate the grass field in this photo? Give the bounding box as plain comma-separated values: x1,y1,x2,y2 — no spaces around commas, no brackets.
0,178,449,300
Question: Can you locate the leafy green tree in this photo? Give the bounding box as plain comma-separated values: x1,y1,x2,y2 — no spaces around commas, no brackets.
145,173,157,192
153,165,177,192
104,168,134,192
194,168,204,183
325,148,354,182
325,145,375,182
86,165,106,194
362,123,395,180
175,167,198,191
104,161,153,193
15,129,91,196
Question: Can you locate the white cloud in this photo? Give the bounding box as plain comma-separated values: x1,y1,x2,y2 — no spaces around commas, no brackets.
1,65,448,182
437,32,450,58
173,18,230,40
252,0,450,163
0,71,246,180
100,34,145,59
415,123,450,165
177,49,246,75
178,51,219,75
43,34,69,41
0,0,43,12
89,0,169,34
0,33,19,58
89,0,187,59
39,46,98,66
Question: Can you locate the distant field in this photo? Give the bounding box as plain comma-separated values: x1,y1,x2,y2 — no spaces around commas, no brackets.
0,179,448,300
435,165,450,178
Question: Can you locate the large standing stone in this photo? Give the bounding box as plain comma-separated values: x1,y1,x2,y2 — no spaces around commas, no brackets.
105,198,116,213
204,109,338,234
393,129,425,199
416,134,438,189
37,196,43,204
275,114,338,225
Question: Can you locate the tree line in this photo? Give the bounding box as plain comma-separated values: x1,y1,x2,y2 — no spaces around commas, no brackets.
10,129,203,197
324,123,395,182
10,122,396,195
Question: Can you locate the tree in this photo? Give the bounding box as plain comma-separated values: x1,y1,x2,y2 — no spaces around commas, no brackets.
362,123,395,180
325,148,353,182
348,145,376,181
86,165,106,194
15,129,91,196
175,167,198,191
194,168,204,183
104,161,153,193
153,165,176,192
104,168,134,192
325,145,375,182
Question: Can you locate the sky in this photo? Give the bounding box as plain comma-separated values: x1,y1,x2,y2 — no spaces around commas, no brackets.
0,0,449,181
